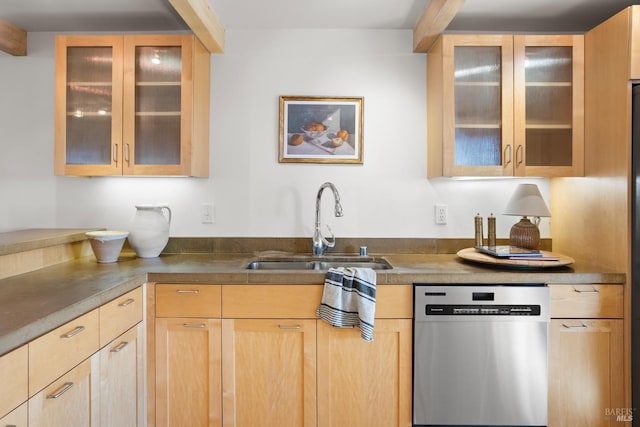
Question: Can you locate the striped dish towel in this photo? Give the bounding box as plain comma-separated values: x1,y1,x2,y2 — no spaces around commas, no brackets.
316,267,377,341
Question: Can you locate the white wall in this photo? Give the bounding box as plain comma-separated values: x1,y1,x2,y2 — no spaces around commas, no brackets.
0,30,550,239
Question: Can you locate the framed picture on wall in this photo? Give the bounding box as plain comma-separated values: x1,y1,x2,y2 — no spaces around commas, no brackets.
278,96,363,164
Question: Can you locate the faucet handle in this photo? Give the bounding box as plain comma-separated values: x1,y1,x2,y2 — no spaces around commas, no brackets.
322,224,336,249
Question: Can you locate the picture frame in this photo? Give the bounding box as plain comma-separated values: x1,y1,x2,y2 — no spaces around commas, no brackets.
279,96,363,164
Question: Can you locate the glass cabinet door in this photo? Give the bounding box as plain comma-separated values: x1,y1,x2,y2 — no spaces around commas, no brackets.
441,35,514,176
123,36,193,176
54,36,123,176
514,35,584,176
55,35,208,177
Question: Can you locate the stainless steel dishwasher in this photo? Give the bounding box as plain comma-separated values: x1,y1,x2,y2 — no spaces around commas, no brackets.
413,284,550,427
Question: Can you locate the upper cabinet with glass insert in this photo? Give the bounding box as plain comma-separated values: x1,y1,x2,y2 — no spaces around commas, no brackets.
54,35,210,177
427,34,584,178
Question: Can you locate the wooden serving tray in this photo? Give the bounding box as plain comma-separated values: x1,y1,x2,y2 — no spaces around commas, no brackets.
457,247,574,268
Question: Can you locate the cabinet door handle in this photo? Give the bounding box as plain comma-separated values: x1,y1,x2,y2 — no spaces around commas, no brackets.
113,144,118,162
503,145,512,165
60,325,85,339
183,323,206,328
110,341,130,353
118,298,135,307
278,324,302,330
562,322,588,329
47,382,74,399
515,144,524,166
573,287,599,294
125,143,130,164
176,289,200,294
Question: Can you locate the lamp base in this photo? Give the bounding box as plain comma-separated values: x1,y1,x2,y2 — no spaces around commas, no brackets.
509,217,540,250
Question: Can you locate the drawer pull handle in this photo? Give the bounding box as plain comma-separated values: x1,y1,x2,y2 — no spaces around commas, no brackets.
562,322,588,329
177,290,200,294
278,324,302,330
110,341,130,353
573,287,599,294
183,323,206,328
47,382,74,399
60,325,85,339
118,298,135,307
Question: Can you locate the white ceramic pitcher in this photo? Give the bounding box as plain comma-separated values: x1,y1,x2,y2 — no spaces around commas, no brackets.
128,204,172,258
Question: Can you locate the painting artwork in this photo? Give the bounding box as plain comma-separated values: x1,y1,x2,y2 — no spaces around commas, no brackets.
279,96,363,164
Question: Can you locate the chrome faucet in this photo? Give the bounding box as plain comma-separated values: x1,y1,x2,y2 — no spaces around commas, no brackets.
312,182,343,256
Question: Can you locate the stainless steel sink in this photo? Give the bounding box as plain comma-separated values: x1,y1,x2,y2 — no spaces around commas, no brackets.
245,256,393,270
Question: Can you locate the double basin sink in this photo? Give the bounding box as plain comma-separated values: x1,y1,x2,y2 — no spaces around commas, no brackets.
246,256,393,271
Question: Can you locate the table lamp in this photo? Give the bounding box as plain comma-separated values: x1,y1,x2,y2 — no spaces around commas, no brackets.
503,183,551,250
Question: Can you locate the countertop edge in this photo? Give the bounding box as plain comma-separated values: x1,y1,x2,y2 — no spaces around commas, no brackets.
0,252,626,356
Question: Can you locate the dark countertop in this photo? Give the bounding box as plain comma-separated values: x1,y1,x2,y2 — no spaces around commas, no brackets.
0,250,625,357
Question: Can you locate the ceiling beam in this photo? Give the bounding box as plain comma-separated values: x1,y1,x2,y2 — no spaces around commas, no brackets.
169,0,225,53
413,0,465,52
0,19,27,56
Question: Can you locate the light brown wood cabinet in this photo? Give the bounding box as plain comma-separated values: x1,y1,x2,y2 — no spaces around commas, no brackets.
427,34,584,178
29,309,100,396
0,286,145,427
154,284,222,427
54,34,210,177
150,283,412,427
0,402,27,427
29,357,96,427
0,344,28,420
317,319,412,427
99,323,145,427
548,284,625,427
222,319,317,427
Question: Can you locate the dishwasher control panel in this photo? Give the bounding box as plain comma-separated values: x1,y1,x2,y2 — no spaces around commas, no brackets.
413,284,550,322
426,304,542,316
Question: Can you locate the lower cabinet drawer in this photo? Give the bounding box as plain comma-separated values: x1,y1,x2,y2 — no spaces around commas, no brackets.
28,309,99,396
222,285,323,318
221,284,413,319
0,344,28,418
549,284,623,318
156,284,221,318
100,287,143,347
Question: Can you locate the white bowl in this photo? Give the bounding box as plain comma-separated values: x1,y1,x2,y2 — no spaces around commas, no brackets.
86,231,129,263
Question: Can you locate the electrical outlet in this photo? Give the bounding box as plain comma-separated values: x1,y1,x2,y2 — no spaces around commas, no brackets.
201,203,214,224
435,204,448,225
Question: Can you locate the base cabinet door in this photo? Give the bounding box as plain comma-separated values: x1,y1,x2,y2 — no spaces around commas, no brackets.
99,323,144,427
221,319,317,427
0,402,27,427
548,319,624,427
29,357,95,427
155,318,222,427
316,319,413,427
